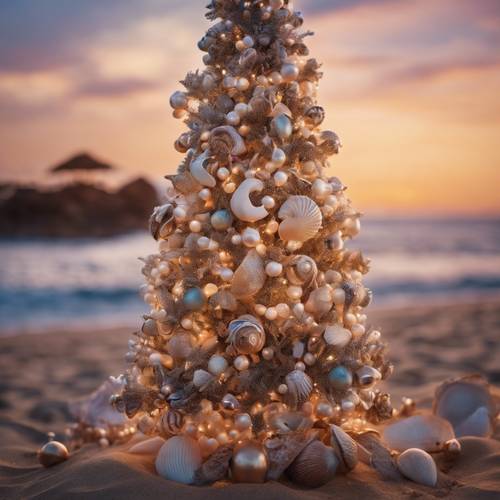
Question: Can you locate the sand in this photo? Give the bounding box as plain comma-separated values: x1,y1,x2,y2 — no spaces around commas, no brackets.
0,300,499,499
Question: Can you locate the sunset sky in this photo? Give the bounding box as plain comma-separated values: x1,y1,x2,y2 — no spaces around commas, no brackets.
0,0,499,215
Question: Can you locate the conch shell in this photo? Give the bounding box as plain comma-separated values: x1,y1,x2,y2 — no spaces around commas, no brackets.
189,150,216,187
278,195,322,242
209,125,246,158
231,249,266,298
286,255,318,287
230,178,268,222
285,370,313,408
227,314,265,354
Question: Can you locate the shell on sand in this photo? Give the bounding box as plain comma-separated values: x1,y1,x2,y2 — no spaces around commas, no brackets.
330,425,358,472
155,436,202,484
383,414,455,452
278,195,322,242
455,407,492,438
397,448,437,487
231,249,266,298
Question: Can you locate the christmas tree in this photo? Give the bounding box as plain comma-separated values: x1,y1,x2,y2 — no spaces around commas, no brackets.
115,0,393,486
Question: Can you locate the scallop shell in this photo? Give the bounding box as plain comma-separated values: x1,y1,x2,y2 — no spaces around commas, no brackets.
149,204,175,240
278,196,322,242
286,255,318,287
159,410,183,437
285,370,313,408
382,414,455,452
209,125,246,157
433,374,496,438
324,324,351,349
155,436,202,484
286,440,339,488
397,448,437,487
129,436,165,455
330,425,358,472
227,314,265,354
231,249,266,298
305,286,333,316
189,150,216,188
167,332,194,359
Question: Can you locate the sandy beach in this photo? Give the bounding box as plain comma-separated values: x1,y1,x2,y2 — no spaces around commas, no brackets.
0,299,499,499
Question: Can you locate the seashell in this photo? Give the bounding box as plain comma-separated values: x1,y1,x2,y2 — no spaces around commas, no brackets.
355,366,382,389
267,411,313,434
167,332,194,359
319,130,341,155
304,106,325,126
209,290,237,312
159,409,183,436
239,47,258,68
174,132,191,153
222,393,240,411
271,113,293,140
129,436,165,455
38,440,69,467
230,178,268,222
264,430,317,480
189,150,216,187
227,314,265,354
155,436,202,484
231,249,266,298
271,102,293,118
324,324,351,349
330,425,358,472
248,95,272,117
142,318,158,337
194,444,233,485
278,195,322,242
193,369,214,389
209,125,246,157
383,414,455,452
286,440,338,488
149,204,175,240
286,255,318,287
328,176,345,192
433,375,496,438
397,448,437,487
305,286,333,315
285,370,313,408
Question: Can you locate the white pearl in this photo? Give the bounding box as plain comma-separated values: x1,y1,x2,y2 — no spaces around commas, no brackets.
281,63,299,82
208,355,228,376
256,243,267,256
235,413,252,431
293,303,305,316
238,124,250,136
255,304,267,316
231,234,242,245
234,355,249,371
278,384,288,394
287,285,303,300
189,220,202,233
351,324,366,339
235,40,246,51
265,261,283,277
223,182,236,193
316,401,334,417
266,220,279,234
268,71,283,85
262,196,275,209
325,270,342,284
262,347,274,360
236,78,250,91
234,102,249,116
203,283,218,297
274,171,288,186
220,268,234,281
304,353,316,366
271,148,286,167
256,75,268,86
217,167,230,180
199,188,211,200
242,227,260,247
181,317,193,329
265,307,278,320
242,35,254,48
312,179,332,199
197,236,210,250
295,361,306,371
276,303,290,318
226,111,240,126
173,206,186,219
332,288,346,305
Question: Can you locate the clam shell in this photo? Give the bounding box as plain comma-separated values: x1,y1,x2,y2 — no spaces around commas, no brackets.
155,436,202,484
285,370,313,408
397,448,437,487
129,436,165,455
286,255,318,287
227,314,265,354
149,204,175,240
324,324,351,348
167,332,194,359
286,440,339,488
209,125,246,156
330,425,358,472
383,414,455,452
159,409,183,436
433,375,496,438
278,195,322,242
189,150,216,188
231,249,266,298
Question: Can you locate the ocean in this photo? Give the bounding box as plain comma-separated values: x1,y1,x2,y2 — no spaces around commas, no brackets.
1,217,499,334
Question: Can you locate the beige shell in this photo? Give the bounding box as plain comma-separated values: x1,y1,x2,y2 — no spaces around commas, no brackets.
330,425,358,472
209,125,246,157
129,436,165,455
286,440,338,488
305,286,333,316
231,249,266,298
189,150,216,187
397,448,437,487
227,314,265,354
278,195,322,242
155,436,202,485
167,332,194,359
324,324,351,349
285,370,313,408
286,255,318,287
230,178,268,222
383,414,455,452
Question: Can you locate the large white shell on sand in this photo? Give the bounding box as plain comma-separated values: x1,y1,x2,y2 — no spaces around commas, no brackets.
155,436,202,484
230,178,268,222
286,370,313,408
189,150,216,187
433,375,496,438
278,195,322,242
231,249,266,298
397,448,437,487
383,414,455,452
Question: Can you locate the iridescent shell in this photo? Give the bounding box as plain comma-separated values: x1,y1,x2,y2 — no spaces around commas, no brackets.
397,448,437,487
285,370,313,408
149,204,175,240
155,436,202,484
208,290,237,312
286,255,318,287
355,366,382,388
278,195,322,242
239,48,258,68
231,249,266,298
227,315,265,354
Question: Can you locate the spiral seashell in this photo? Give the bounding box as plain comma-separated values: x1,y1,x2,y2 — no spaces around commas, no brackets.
230,178,268,222
209,125,246,158
174,132,191,153
330,425,358,473
278,196,322,242
304,106,325,126
285,370,313,408
227,314,265,354
149,204,175,240
286,255,318,287
167,332,194,359
155,436,202,484
159,410,183,437
397,448,437,487
286,440,338,488
189,150,216,187
231,249,266,298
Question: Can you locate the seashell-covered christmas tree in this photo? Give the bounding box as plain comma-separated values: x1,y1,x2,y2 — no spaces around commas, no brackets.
111,0,396,486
